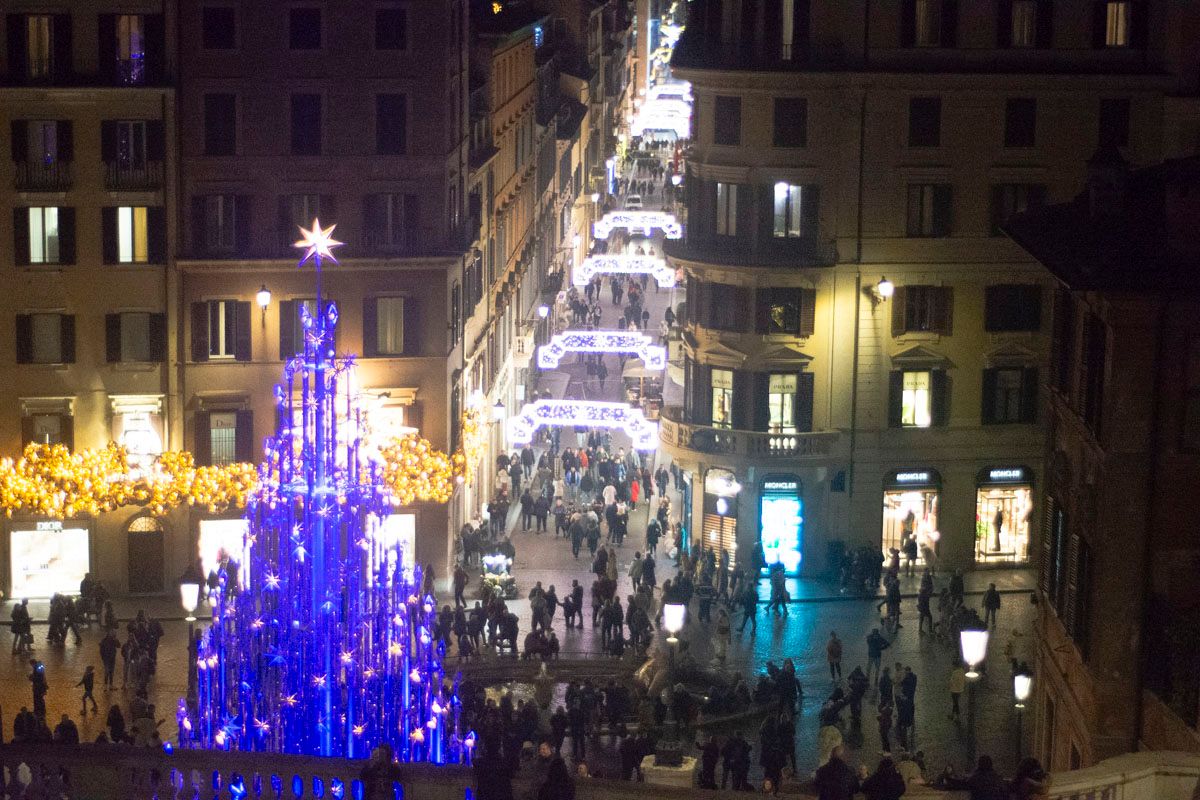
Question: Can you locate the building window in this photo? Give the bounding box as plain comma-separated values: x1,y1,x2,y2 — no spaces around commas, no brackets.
1010,0,1037,46
1103,1,1130,47
768,374,798,433
375,7,408,50
773,98,807,148
914,0,942,46
906,184,953,237
290,94,322,155
985,284,1042,331
26,412,71,446
908,97,942,147
711,368,734,429
1082,315,1106,434
1182,340,1200,452
364,193,418,251
202,7,236,49
116,206,148,263
27,207,60,264
893,285,952,334
203,93,237,156
115,14,145,84
115,121,148,168
756,288,806,335
106,312,166,363
990,184,1047,236
24,15,54,80
901,370,933,428
707,284,750,332
279,299,318,356
288,7,322,49
209,412,239,466
773,183,814,238
18,313,71,365
375,297,406,355
713,96,742,146
1099,98,1131,148
20,120,61,164
376,94,408,155
716,182,738,237
201,195,237,253
363,296,418,357
1004,98,1037,148
208,300,241,359
982,367,1037,424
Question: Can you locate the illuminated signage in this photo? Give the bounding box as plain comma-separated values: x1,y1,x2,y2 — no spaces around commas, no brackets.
985,467,1026,483
36,521,63,531
895,471,932,483
763,480,798,492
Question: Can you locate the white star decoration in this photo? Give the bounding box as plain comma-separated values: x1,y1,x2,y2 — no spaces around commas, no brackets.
294,218,343,265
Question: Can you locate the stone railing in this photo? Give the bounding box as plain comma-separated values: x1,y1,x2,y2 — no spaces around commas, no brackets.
659,406,839,460
1,744,1198,800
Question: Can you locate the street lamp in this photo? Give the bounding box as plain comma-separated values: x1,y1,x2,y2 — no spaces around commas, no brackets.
256,284,272,323
1013,662,1032,762
180,575,202,706
960,628,989,679
537,305,550,319
671,173,682,187
876,277,895,300
590,192,600,204
492,400,506,422
663,602,685,644
179,581,201,623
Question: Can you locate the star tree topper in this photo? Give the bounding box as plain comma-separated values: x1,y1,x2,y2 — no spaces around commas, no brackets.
294,218,343,266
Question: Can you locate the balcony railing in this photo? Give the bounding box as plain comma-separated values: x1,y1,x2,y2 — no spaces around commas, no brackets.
104,160,163,191
659,405,838,459
115,56,146,85
14,160,73,192
360,230,411,256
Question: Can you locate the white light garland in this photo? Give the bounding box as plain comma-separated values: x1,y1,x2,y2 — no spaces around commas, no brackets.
507,400,659,451
573,254,677,288
593,211,683,241
537,330,667,371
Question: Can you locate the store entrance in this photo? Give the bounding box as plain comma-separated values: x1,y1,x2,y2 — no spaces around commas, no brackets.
975,467,1034,565
882,470,941,566
760,476,802,576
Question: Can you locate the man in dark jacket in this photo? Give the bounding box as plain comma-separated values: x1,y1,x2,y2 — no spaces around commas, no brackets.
813,745,860,800
942,755,1009,800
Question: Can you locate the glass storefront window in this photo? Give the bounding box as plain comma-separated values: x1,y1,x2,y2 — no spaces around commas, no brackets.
10,523,89,598
769,373,797,433
901,370,932,428
711,368,733,429
882,488,939,565
761,477,802,575
976,484,1032,564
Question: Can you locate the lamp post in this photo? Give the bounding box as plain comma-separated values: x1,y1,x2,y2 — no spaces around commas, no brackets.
492,400,506,423
655,602,686,767
180,578,201,704
1013,662,1032,762
960,626,989,759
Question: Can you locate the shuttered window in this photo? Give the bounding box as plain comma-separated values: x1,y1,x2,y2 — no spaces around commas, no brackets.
891,285,953,335
985,284,1042,331
981,367,1038,424
756,287,815,336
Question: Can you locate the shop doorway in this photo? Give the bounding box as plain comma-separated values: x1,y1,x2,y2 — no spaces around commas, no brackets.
702,468,740,567
126,515,164,594
882,470,941,566
760,476,803,576
975,467,1033,564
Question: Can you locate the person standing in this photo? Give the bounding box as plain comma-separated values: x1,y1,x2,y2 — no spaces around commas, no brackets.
917,579,934,633
876,703,894,754
826,631,843,681
866,628,890,685
453,564,469,609
813,745,860,800
948,663,966,721
738,582,758,635
99,631,119,689
28,660,48,719
982,583,1001,628
861,756,907,800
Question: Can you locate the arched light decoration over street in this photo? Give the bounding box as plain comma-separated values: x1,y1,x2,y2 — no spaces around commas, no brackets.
574,254,677,288
507,399,659,451
537,330,667,371
960,628,990,679
593,211,682,241
663,603,686,643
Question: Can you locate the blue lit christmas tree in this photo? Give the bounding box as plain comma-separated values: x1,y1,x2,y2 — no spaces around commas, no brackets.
183,220,465,761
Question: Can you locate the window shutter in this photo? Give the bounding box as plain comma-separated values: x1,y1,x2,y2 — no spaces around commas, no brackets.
1028,183,1047,210
52,14,73,81
752,373,771,433
1091,2,1107,47
105,314,122,362
890,286,907,337
1021,366,1039,423
193,412,212,466
190,302,209,362
98,14,117,82
1130,1,1147,48
403,194,420,245
406,402,424,436
1038,496,1055,596
234,195,253,255
279,300,296,358
1035,0,1054,47
757,183,773,244
692,362,712,425
60,415,74,451
99,121,120,163
147,207,166,263
102,207,119,264
801,184,820,237
148,313,166,362
997,0,1013,47
900,0,916,46
234,301,252,361
55,121,73,162
932,185,953,236
7,16,28,81
989,185,1005,235
736,185,753,244
320,194,337,222
60,314,76,363
732,370,752,430
402,298,421,356
143,14,166,83
20,415,36,447
234,410,255,463
981,368,998,424
796,371,815,432
362,298,379,358
1063,533,1080,634
935,286,953,334
58,208,76,264
13,207,31,265
931,369,950,426
941,0,959,46
10,121,28,162
887,371,904,427
795,0,812,47
147,120,166,162
15,314,33,364
799,288,816,337
735,287,752,331
276,196,290,244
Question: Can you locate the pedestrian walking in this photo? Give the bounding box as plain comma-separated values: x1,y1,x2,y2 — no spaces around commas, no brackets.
77,665,98,715
866,628,890,685
982,583,1001,628
99,631,118,688
826,631,843,681
949,663,966,720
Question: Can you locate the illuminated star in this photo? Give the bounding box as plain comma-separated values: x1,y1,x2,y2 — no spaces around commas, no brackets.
294,218,343,266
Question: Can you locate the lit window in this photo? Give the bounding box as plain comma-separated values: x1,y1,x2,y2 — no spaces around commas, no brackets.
1105,1,1129,47
209,412,238,466
116,14,145,83
117,206,149,263
773,182,804,238
27,121,58,164
915,0,942,47
711,368,734,429
716,183,737,236
376,297,406,355
208,300,238,358
1011,0,1036,47
31,413,66,445
901,370,932,428
26,15,52,79
30,314,63,364
28,207,60,264
769,374,797,433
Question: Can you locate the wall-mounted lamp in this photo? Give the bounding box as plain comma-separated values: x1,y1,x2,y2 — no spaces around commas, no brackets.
876,277,894,300
537,305,550,319
492,401,506,422
573,233,582,248
590,192,600,204
256,284,272,324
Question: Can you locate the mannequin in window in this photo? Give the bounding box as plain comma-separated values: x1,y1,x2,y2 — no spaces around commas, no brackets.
992,507,1004,552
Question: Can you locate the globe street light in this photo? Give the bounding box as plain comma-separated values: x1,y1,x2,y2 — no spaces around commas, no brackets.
876,277,895,300
1013,662,1033,762
492,400,506,422
179,581,201,623
960,628,989,679
663,602,685,644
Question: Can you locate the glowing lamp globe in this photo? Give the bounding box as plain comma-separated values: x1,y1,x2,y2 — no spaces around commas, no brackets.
1013,671,1033,708
179,582,201,622
876,277,895,299
492,401,506,422
590,192,600,204
537,305,550,319
960,629,989,679
671,174,682,186
663,602,685,642
256,285,272,310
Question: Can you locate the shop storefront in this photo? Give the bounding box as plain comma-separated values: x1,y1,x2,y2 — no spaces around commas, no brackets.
975,467,1034,565
679,470,693,554
882,470,941,564
9,519,93,598
197,517,252,592
760,476,803,576
702,468,739,566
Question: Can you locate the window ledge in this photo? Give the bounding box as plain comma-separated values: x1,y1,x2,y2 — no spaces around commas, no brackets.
20,363,71,371
111,362,160,372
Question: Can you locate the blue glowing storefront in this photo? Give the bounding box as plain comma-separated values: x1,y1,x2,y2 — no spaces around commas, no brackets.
759,475,803,576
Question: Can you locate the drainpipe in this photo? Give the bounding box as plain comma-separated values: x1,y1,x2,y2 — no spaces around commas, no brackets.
847,86,868,500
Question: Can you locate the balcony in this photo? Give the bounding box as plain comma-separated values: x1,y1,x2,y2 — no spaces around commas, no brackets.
14,161,72,192
104,160,163,191
664,235,839,270
659,405,839,460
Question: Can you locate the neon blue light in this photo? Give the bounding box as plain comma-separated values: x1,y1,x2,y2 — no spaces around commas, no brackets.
760,493,803,577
